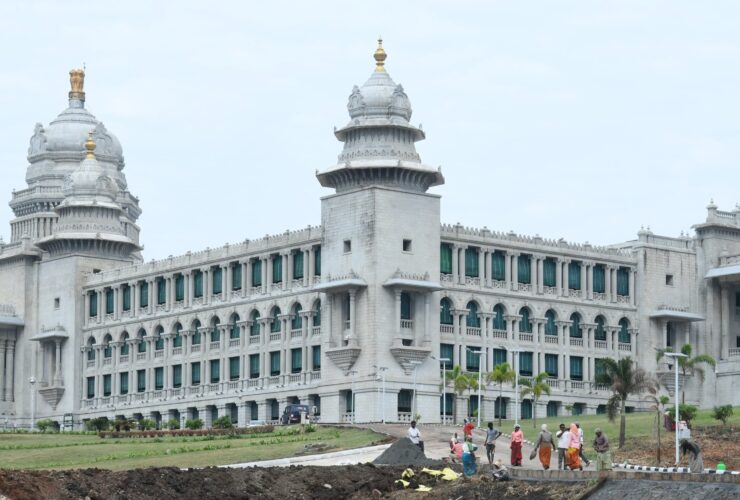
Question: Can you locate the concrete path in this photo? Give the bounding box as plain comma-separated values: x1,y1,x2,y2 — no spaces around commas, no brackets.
223,443,392,468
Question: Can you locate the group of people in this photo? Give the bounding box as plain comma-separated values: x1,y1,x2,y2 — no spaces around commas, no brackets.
446,419,503,476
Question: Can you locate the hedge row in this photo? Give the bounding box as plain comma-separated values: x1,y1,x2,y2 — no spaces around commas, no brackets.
98,424,274,439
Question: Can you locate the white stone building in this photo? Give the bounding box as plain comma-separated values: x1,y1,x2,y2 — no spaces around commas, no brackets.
1,43,738,429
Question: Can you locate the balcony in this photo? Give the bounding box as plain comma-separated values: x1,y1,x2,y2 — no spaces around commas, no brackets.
618,342,632,352
568,289,582,298
544,335,559,345
617,295,630,304
570,380,585,390
593,292,606,301
249,336,260,345
136,353,146,361
466,327,481,336
311,326,321,336
491,279,507,289
172,347,183,356
86,360,95,368
310,371,321,381
191,344,201,352
209,341,220,350
594,340,607,349
269,332,281,342
465,276,480,286
228,338,241,348
154,350,163,358
729,347,740,357
227,381,239,390
290,329,302,339
543,286,557,295
570,337,584,347
491,329,507,339
400,319,413,330
518,332,534,342
518,283,532,292
440,324,454,334
102,358,112,366
247,379,260,388
119,355,129,364
288,374,301,384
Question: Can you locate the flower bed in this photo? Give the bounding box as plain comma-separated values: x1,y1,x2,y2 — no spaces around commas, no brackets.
98,425,274,439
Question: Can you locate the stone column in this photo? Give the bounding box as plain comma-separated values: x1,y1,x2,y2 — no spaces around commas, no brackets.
531,255,539,292
203,268,211,305
477,250,485,286
132,281,140,312
114,286,120,320
7,339,16,401
348,288,357,346
54,339,63,385
537,256,545,294
284,253,292,290
423,293,431,345
225,263,233,297
394,289,402,344
610,266,617,303
308,248,315,285
0,339,5,401
587,262,594,300
629,269,636,306
148,280,155,314
302,249,310,287
721,285,730,359
266,256,274,290
240,261,248,297
245,260,253,295
325,293,333,347
84,293,91,325
504,250,511,286
451,245,459,284
96,289,103,323
555,258,563,296
511,253,519,291
262,257,269,290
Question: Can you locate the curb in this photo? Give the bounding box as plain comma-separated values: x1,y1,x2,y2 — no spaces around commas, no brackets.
612,462,739,475
221,443,391,468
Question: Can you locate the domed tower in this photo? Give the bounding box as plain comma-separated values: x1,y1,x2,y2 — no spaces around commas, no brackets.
8,69,142,248
316,41,444,423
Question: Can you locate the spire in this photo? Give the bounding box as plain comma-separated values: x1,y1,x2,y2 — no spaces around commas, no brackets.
374,37,387,72
69,68,85,105
84,131,96,160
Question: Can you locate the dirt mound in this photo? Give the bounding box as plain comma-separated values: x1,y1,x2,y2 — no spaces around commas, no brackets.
372,438,444,467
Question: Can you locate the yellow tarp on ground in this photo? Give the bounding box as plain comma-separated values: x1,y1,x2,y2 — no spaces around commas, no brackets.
421,467,459,481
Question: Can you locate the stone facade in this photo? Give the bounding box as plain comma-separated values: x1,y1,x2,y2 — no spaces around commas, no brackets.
1,46,739,430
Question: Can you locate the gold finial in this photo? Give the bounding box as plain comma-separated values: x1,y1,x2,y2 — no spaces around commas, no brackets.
69,68,86,101
85,131,96,160
374,37,387,72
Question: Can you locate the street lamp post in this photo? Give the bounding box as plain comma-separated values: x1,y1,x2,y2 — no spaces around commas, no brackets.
348,370,357,425
373,365,388,423
664,352,688,464
509,348,523,426
439,358,450,425
29,376,37,431
467,349,484,428
410,360,422,420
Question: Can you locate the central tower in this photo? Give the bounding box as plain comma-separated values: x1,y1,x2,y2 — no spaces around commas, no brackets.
316,41,445,423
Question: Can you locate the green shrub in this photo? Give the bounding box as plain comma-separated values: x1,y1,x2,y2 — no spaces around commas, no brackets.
35,419,58,433
138,418,156,430
666,404,698,427
212,416,233,429
712,405,734,425
304,423,317,433
85,417,110,432
185,418,204,430
166,418,180,430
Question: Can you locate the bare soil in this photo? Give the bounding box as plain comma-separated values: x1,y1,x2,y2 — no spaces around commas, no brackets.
0,465,589,500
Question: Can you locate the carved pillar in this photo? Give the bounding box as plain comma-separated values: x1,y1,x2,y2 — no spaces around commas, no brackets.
266,256,274,290
537,256,545,294
580,262,587,297
587,262,594,300
424,293,431,345
308,248,315,285
629,269,636,306
348,288,357,346
0,339,5,401
477,250,485,286
451,245,459,284
284,253,291,290
53,339,63,385
721,285,730,359
394,289,402,344
504,250,511,285
555,258,563,296
511,252,519,291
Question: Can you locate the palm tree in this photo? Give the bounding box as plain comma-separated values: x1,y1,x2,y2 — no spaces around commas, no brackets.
486,362,515,427
595,357,652,448
445,365,475,424
519,372,551,429
644,381,669,464
655,344,716,404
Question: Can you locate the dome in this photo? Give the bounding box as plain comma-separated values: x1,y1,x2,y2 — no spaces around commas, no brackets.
61,132,119,205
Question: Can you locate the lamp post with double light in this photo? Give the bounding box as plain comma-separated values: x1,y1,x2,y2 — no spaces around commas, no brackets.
664,352,688,464
466,349,484,428
439,357,451,425
410,360,422,420
509,347,523,426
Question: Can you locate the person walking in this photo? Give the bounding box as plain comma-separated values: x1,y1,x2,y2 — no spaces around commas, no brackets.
462,434,478,477
556,423,569,470
485,422,501,465
449,437,463,463
535,424,557,470
576,422,591,466
567,423,582,470
510,424,524,466
463,417,475,440
407,420,423,452
592,428,612,471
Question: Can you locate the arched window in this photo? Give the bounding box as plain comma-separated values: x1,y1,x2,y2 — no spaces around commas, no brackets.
154,326,164,350
466,301,480,328
569,313,582,338
400,292,412,320
519,307,532,333
230,313,240,339
291,304,302,330
493,304,505,331
545,310,557,336
137,329,147,353
173,323,183,347
120,331,130,355
270,307,281,333
191,320,202,345
250,310,260,336
312,300,321,327
86,336,96,360
595,316,606,341
103,334,113,358
618,318,631,344
440,298,453,325
210,317,221,343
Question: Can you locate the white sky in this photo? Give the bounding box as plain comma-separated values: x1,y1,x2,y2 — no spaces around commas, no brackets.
1,1,739,259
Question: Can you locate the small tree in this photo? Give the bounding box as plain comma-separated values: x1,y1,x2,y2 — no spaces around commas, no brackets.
596,357,652,448
519,372,551,429
656,344,716,404
712,405,734,425
185,418,204,430
36,419,57,433
166,418,180,430
486,362,515,427
445,365,475,424
85,417,110,432
213,416,234,429
138,418,156,431
645,382,669,464
666,404,698,428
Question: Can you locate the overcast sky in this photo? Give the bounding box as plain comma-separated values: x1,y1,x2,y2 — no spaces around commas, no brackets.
1,1,738,260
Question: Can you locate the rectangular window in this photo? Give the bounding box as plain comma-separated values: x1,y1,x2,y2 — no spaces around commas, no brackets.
249,354,260,379
191,362,201,385
172,364,182,388
493,348,507,368
312,345,321,370
518,255,531,284
545,353,558,378
210,359,220,383
519,351,533,376
122,285,131,311
465,247,479,277
398,390,412,413
270,351,280,376
403,239,412,252
400,292,411,320
156,278,166,305
343,240,351,253
547,401,558,417
252,260,262,287
212,267,223,294
229,356,240,380
154,367,164,390
120,372,129,395
87,376,95,399
440,344,454,369
193,270,203,298
291,348,302,373
293,252,304,279
595,358,606,379
139,282,149,308
570,356,583,381
666,274,674,286
543,258,557,287
314,247,321,276
105,289,114,314
137,369,146,392
617,268,630,296
272,255,282,283
593,265,606,293
568,262,581,290
492,251,506,281
466,346,481,372
103,374,111,397
232,263,242,290
89,291,98,317
175,274,184,301
440,243,453,274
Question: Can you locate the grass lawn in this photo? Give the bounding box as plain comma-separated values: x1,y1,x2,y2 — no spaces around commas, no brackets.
0,426,385,471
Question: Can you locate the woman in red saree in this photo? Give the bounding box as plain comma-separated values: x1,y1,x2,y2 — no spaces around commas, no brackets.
510,424,524,466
